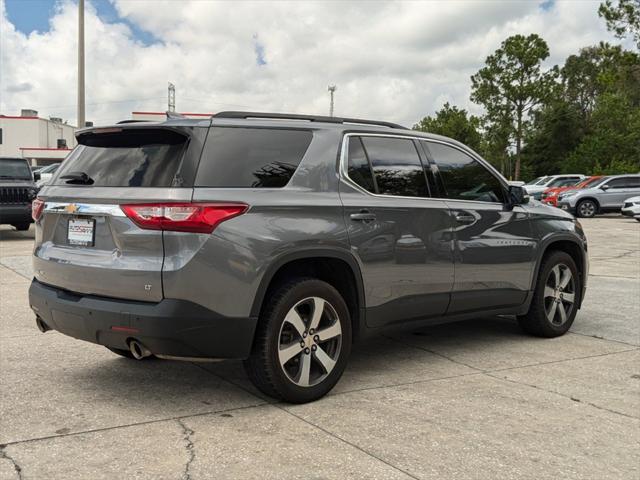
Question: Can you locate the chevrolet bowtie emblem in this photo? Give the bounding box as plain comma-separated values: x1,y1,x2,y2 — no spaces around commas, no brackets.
65,204,79,214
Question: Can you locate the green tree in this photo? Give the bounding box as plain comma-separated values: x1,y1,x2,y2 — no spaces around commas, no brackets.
562,43,640,120
470,34,559,180
564,92,640,174
522,101,586,177
412,103,482,151
599,0,640,48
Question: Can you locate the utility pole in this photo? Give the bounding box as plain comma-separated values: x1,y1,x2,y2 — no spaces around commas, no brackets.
328,85,336,117
77,0,85,128
168,82,176,112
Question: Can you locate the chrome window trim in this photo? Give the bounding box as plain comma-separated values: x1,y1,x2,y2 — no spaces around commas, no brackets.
43,202,125,217
339,132,509,205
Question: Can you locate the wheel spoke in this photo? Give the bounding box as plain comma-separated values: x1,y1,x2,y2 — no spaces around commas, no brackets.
316,322,341,342
284,308,306,337
551,265,561,287
547,301,558,322
562,292,575,304
296,353,312,387
309,297,326,330
313,345,336,374
279,342,302,366
544,286,555,299
557,302,567,324
559,268,572,289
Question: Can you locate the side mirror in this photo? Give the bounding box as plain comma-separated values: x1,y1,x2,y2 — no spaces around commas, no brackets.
600,184,609,191
33,171,41,182
508,185,529,206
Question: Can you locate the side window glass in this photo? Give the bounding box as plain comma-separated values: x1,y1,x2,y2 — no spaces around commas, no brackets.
606,178,628,188
347,137,376,193
360,137,429,197
428,142,505,203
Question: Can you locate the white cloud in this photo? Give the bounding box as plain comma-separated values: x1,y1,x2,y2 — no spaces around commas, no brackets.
0,0,627,127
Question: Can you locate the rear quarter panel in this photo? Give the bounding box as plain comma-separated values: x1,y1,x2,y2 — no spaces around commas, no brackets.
162,128,352,318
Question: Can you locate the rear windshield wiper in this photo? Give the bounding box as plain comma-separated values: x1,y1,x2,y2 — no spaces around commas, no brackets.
60,171,95,185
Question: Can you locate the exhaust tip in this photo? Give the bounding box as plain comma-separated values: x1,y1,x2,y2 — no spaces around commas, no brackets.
129,340,152,360
35,316,51,333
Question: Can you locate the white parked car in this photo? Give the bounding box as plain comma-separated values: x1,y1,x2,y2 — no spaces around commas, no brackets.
621,196,640,222
524,174,586,200
35,163,61,187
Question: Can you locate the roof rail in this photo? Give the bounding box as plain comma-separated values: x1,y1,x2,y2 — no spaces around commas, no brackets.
116,119,152,124
212,111,408,130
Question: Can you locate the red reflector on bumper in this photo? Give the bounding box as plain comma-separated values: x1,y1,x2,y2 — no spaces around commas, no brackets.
111,326,139,333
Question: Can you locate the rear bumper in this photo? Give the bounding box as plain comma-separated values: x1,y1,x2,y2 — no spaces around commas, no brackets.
0,204,32,224
28,279,258,359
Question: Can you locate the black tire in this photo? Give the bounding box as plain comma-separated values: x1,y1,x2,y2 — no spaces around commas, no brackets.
106,346,154,360
243,278,352,403
13,223,30,231
518,251,580,338
575,199,597,218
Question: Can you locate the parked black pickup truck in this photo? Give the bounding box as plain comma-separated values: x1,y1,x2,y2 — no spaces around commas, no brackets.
0,157,39,230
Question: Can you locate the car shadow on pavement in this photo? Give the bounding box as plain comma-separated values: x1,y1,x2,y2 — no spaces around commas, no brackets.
0,225,35,241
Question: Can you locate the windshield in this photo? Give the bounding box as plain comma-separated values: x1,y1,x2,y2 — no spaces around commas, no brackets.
39,163,60,174
548,178,580,188
583,176,608,188
525,176,545,185
0,158,32,180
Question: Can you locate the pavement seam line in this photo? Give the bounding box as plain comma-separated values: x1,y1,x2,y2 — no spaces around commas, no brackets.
1,402,268,447
176,419,196,480
191,365,420,479
280,407,420,480
485,372,640,421
567,331,639,348
0,444,23,480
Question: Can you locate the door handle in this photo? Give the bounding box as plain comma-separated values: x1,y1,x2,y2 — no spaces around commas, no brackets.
350,210,376,222
454,213,476,224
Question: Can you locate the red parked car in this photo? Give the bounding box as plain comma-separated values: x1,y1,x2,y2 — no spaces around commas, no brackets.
541,176,604,207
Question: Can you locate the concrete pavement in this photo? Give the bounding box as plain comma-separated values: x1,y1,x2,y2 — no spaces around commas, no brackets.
1,216,638,479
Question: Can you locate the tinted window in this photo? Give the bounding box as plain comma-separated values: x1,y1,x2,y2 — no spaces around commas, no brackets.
347,137,375,193
606,177,640,188
0,158,32,180
428,142,505,203
549,178,580,187
196,128,312,188
54,129,187,187
361,137,428,197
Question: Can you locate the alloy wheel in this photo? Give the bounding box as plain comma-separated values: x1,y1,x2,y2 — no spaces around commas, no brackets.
543,264,576,326
578,201,595,217
277,296,342,387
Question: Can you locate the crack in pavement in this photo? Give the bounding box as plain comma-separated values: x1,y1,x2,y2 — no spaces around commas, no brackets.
0,444,23,480
176,420,196,480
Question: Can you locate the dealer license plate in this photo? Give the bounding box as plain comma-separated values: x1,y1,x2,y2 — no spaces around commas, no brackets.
67,218,95,246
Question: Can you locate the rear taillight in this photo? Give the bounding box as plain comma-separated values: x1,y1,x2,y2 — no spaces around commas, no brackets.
120,203,248,234
32,198,45,221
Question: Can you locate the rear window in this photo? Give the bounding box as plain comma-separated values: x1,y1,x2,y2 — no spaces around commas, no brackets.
195,127,312,188
0,158,32,180
53,129,187,187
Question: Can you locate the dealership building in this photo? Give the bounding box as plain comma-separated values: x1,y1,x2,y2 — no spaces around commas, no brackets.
0,110,77,167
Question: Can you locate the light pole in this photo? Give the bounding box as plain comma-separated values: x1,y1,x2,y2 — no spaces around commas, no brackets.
328,85,336,117
77,0,85,128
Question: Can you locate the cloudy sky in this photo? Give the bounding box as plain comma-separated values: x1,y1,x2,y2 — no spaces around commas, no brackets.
0,0,630,127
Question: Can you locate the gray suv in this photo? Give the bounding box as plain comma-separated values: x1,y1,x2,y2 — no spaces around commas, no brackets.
557,174,640,217
29,112,588,403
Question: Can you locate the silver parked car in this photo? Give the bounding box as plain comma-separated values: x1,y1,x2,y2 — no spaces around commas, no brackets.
557,174,640,218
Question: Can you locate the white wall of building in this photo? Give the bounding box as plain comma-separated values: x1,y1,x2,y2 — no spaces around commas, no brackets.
0,114,77,166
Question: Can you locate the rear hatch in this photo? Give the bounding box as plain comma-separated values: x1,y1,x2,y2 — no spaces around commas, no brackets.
33,125,204,302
